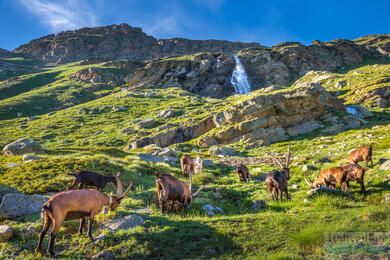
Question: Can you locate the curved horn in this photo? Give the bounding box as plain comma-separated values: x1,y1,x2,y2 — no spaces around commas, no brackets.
286,144,291,168
189,173,192,194
192,183,210,199
118,182,133,200
267,153,284,168
304,172,313,187
114,173,123,197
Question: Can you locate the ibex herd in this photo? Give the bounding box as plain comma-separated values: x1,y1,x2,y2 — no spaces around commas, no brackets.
35,143,374,256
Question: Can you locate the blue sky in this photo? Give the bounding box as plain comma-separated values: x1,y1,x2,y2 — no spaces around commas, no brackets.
0,0,389,50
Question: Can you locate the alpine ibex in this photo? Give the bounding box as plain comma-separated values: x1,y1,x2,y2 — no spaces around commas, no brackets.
265,145,291,202
304,167,348,191
36,174,132,256
236,164,250,183
347,145,373,167
67,170,119,191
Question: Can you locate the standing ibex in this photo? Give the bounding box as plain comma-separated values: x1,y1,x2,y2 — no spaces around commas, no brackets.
67,170,119,191
155,172,209,213
180,154,194,177
341,164,368,195
36,173,132,256
304,167,348,191
265,145,291,202
347,145,373,167
236,164,250,183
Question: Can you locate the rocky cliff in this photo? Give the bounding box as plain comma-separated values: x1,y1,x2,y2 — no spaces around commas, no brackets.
127,82,347,149
125,38,385,98
14,23,260,64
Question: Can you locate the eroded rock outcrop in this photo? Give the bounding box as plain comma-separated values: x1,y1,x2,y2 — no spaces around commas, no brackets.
127,83,345,149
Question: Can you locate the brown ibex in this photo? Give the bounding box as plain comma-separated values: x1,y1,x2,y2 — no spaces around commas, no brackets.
180,154,194,177
36,174,132,256
155,172,209,213
265,145,291,202
341,164,368,195
236,164,250,183
304,167,348,191
67,170,119,191
347,145,373,167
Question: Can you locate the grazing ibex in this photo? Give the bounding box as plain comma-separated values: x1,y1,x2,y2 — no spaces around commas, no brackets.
36,174,132,256
265,145,291,202
341,164,368,195
236,164,250,183
155,172,209,213
67,170,119,191
347,145,373,167
180,154,194,177
304,167,348,191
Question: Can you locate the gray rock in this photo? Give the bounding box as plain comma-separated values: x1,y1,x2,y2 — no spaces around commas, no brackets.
321,124,345,134
334,80,347,89
213,192,222,199
208,146,236,157
100,214,144,232
22,154,43,162
157,148,178,157
379,158,388,164
163,156,179,164
17,112,22,118
252,200,266,212
0,225,12,242
286,120,322,137
2,138,45,156
158,110,175,118
46,112,56,117
342,116,361,129
0,184,20,202
203,204,224,217
5,163,21,168
91,251,114,260
302,165,315,171
137,118,155,129
0,193,49,219
291,184,299,190
255,173,267,182
120,128,135,136
379,160,390,171
346,105,373,118
203,160,215,168
27,116,39,121
136,153,165,163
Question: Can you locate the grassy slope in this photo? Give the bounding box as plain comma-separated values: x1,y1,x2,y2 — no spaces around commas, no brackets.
0,60,390,259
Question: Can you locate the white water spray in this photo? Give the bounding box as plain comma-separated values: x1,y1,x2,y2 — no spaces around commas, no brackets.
231,55,251,94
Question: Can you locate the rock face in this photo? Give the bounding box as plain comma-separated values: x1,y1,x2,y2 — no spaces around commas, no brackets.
72,67,125,85
2,138,45,155
15,23,259,64
252,200,266,212
0,193,50,219
128,83,344,149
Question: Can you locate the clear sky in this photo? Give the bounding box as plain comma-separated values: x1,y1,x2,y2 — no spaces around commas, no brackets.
1,0,389,51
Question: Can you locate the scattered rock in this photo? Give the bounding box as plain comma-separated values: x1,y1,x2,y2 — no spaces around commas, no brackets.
137,118,155,129
0,194,50,219
5,163,21,168
120,128,135,136
46,112,56,117
291,184,299,190
100,214,144,232
157,148,178,157
0,225,12,242
208,146,236,157
112,106,128,112
203,204,224,217
252,200,266,212
27,116,39,121
321,124,345,134
346,105,373,118
254,173,267,182
302,165,315,171
17,112,22,118
0,184,20,203
158,110,175,118
203,160,215,168
312,157,330,164
2,138,45,156
136,153,178,164
22,154,43,162
213,192,222,199
334,80,347,89
91,251,114,260
379,160,390,171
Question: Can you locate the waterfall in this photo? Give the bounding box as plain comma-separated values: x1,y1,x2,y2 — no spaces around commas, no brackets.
231,55,251,94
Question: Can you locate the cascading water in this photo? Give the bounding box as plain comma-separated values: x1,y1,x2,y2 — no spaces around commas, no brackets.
231,55,251,94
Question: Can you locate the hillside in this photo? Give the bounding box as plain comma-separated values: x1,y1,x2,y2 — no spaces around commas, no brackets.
0,27,390,259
